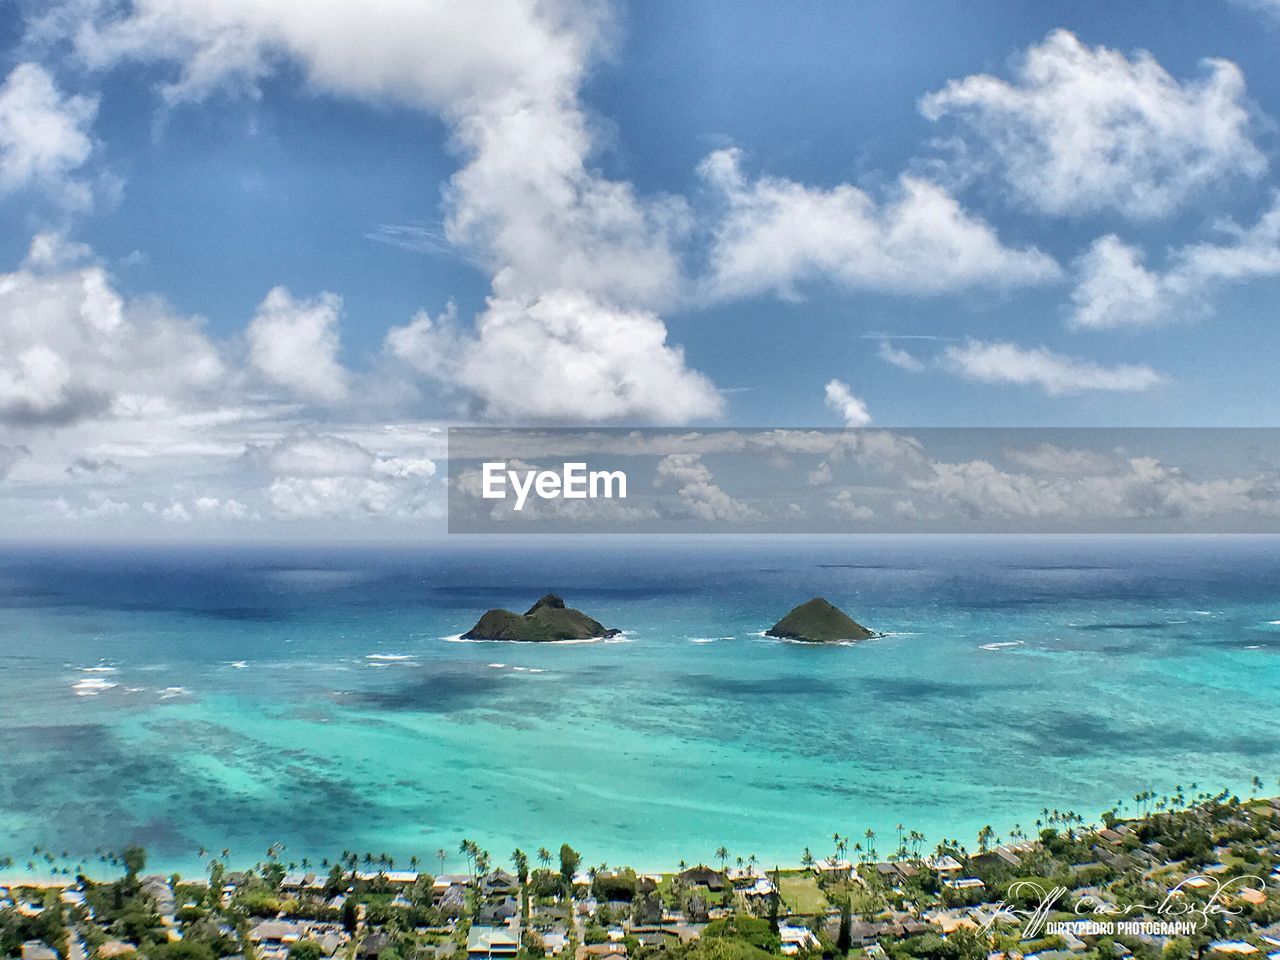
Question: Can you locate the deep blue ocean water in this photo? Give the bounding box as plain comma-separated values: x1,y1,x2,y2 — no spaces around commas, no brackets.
0,537,1277,876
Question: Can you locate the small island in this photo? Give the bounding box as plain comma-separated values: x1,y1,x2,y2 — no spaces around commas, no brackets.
766,597,878,643
461,593,621,642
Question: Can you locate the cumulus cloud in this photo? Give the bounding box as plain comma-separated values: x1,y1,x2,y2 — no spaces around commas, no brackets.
1070,197,1280,328
655,453,760,522
920,30,1265,219
58,0,712,424
877,339,925,372
828,489,874,521
387,289,721,423
246,287,350,404
250,431,438,520
0,236,225,426
910,455,1280,522
0,63,97,209
699,147,1059,301
942,340,1163,395
824,379,873,427
1004,443,1120,477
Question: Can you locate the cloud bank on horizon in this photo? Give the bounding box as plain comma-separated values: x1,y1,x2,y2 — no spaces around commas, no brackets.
1,0,1279,535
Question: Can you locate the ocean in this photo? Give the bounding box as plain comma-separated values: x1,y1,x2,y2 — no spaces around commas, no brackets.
0,536,1276,877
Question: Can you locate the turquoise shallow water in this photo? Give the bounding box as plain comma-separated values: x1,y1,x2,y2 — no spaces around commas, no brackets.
0,537,1277,876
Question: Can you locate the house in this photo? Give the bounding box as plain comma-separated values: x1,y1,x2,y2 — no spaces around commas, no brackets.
481,870,519,897
433,874,472,890
468,926,521,960
678,866,727,891
438,886,467,917
21,943,57,960
576,944,626,960
1098,829,1125,845
476,897,519,925
1208,943,1258,955
357,933,394,960
930,855,963,877
541,931,569,956
945,878,985,890
778,924,819,956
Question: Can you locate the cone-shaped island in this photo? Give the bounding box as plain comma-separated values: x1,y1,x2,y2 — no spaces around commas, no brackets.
461,594,621,642
765,597,878,643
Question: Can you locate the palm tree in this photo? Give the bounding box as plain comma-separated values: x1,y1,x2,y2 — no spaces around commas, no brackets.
538,847,552,870
714,846,729,870
437,849,447,874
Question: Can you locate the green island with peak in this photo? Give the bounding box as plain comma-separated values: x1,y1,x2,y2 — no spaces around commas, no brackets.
765,598,878,643
461,594,621,642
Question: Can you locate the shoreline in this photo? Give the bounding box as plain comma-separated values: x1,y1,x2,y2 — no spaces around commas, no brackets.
3,785,1272,886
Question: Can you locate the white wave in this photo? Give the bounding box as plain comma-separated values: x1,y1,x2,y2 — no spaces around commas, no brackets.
688,637,719,644
1245,644,1264,650
158,686,190,699
879,631,919,637
1268,620,1280,626
1194,610,1213,616
446,632,628,645
226,660,248,669
73,677,118,696
80,665,118,674
366,653,415,661
488,663,506,669
979,640,1025,651
525,668,547,674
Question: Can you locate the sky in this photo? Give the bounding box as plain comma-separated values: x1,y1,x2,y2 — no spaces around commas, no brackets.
2,0,1280,538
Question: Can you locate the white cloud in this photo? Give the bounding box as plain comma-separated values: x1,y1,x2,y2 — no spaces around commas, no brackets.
383,301,467,383
828,490,874,521
942,339,1163,395
699,148,1059,300
1070,197,1280,328
824,379,873,427
655,453,759,522
193,496,249,520
0,237,225,426
1004,443,1119,477
250,430,439,520
0,63,97,209
59,0,712,424
877,339,925,372
432,290,722,423
246,287,350,404
909,455,1280,522
920,30,1265,219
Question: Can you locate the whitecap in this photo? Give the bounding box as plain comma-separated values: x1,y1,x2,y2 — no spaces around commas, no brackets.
366,653,415,661
226,660,248,669
1268,620,1280,626
73,677,118,696
1245,644,1264,650
979,640,1025,651
80,665,118,674
158,686,190,699
488,663,506,669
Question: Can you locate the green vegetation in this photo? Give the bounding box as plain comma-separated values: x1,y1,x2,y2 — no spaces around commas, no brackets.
4,785,1280,960
461,594,621,642
764,598,875,643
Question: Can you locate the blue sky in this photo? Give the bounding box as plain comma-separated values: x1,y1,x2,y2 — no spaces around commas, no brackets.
2,0,1280,535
